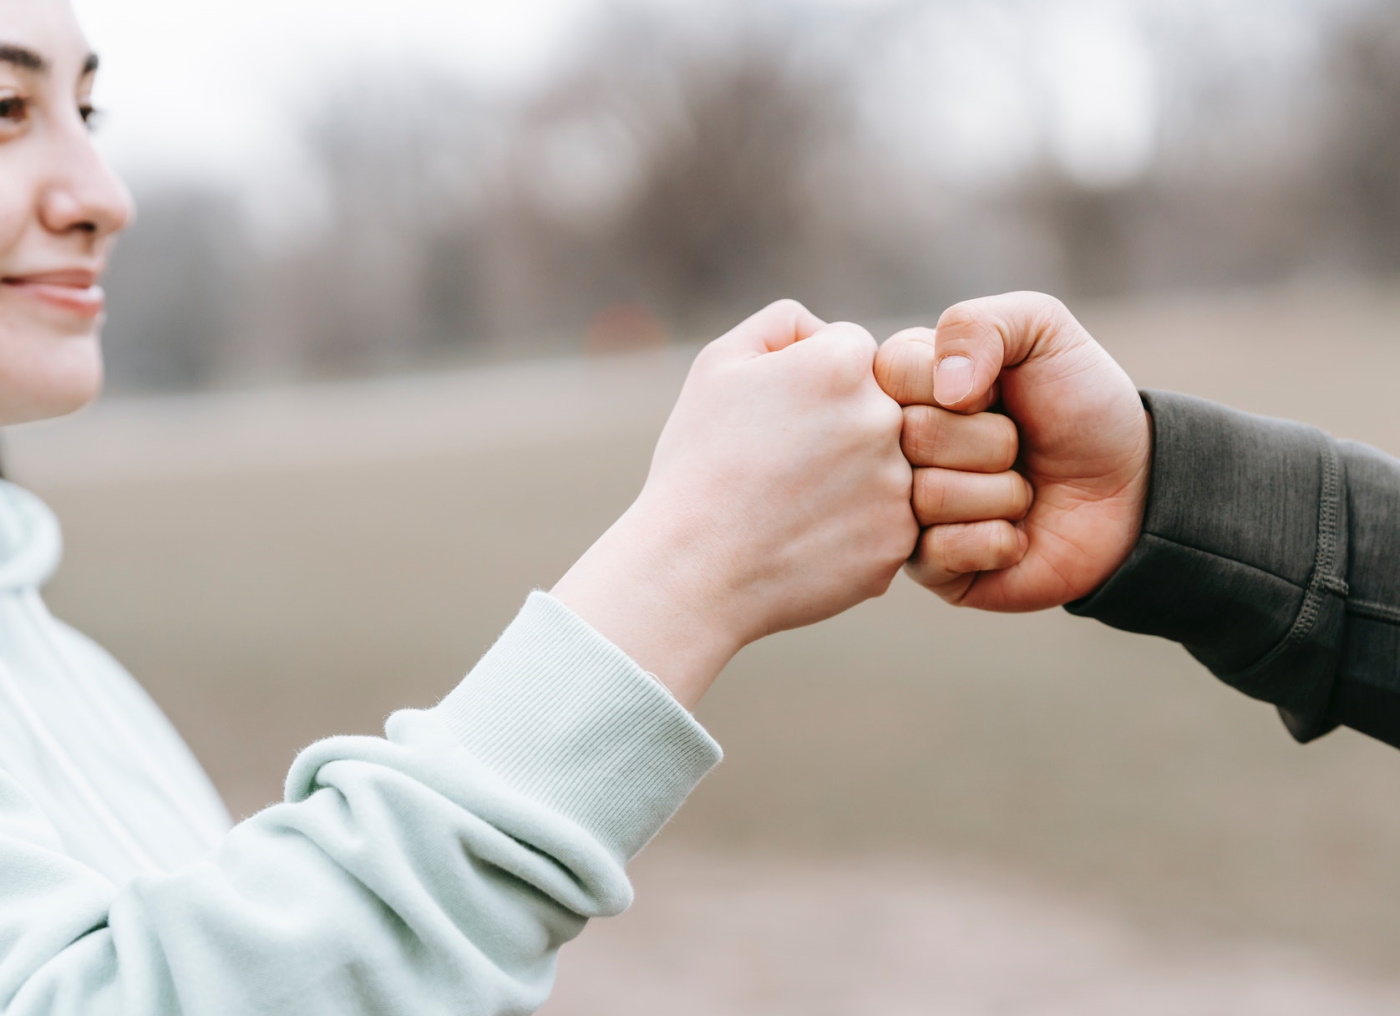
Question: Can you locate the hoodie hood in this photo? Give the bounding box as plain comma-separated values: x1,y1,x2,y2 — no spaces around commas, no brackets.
0,481,61,592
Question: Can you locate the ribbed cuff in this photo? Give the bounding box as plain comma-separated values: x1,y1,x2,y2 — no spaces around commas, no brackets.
431,592,722,861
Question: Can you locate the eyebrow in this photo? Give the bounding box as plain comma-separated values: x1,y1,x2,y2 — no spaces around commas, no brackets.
0,45,99,77
0,44,46,73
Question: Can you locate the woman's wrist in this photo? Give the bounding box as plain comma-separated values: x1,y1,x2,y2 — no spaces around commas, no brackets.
550,496,747,710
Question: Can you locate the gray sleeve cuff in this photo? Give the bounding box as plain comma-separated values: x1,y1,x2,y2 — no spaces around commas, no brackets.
431,592,722,860
1067,390,1350,742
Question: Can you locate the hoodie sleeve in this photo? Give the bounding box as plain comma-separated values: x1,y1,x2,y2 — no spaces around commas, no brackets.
1068,390,1400,749
0,591,721,1015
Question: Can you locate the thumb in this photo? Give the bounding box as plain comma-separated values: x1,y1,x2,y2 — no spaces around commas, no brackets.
714,299,827,356
927,291,1086,411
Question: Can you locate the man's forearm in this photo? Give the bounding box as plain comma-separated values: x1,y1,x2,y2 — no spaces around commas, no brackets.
1066,390,1400,746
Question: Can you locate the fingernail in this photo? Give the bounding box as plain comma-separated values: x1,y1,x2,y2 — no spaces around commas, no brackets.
934,355,974,406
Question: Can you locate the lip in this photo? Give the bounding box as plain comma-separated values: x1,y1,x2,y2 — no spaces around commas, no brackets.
2,269,105,319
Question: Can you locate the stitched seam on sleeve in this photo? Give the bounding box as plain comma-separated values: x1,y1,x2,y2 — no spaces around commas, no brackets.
1219,437,1347,682
1281,439,1345,649
1347,599,1400,625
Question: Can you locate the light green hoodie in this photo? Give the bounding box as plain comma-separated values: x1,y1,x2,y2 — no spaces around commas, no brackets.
0,479,721,1014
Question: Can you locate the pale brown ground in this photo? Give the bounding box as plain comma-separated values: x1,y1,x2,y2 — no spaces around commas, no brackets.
10,283,1400,1012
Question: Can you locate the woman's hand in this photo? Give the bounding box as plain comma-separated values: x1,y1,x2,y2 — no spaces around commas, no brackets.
553,300,919,708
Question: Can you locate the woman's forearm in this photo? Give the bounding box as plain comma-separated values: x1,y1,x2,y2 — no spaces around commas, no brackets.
0,594,719,1016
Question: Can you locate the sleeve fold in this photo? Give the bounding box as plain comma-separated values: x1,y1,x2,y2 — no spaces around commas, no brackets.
0,591,721,1015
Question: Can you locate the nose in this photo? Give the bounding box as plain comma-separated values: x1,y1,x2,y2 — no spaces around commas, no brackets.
38,129,135,241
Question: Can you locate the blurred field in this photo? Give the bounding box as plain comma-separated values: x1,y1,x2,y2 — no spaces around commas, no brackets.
11,283,1400,1010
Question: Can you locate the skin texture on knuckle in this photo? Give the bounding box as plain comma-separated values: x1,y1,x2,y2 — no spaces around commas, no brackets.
938,522,983,571
883,457,914,501
790,328,876,399
824,319,877,349
895,513,921,565
873,329,936,406
912,470,951,522
1008,471,1035,519
1019,290,1073,327
873,389,906,439
989,415,1021,472
910,412,1021,473
1016,290,1090,362
901,405,946,464
973,520,1018,567
764,297,814,325
822,322,879,377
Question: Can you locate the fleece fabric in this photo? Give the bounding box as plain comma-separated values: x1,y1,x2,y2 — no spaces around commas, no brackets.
0,478,720,1014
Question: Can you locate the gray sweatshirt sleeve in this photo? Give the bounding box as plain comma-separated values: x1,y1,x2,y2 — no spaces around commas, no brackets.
1068,390,1400,747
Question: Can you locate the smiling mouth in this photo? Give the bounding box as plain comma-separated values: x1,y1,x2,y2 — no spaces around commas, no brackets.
1,273,106,319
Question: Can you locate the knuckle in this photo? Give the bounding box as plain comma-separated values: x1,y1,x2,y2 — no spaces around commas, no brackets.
992,522,1019,562
887,458,914,499
943,522,987,573
874,393,905,437
913,470,949,521
831,320,877,352
925,522,955,562
935,300,980,333
1010,473,1034,518
1017,291,1080,339
942,524,974,569
692,336,729,372
993,414,1020,470
831,328,877,373
1021,290,1068,317
902,405,944,461
903,556,935,592
875,331,936,403
766,297,809,320
809,330,875,388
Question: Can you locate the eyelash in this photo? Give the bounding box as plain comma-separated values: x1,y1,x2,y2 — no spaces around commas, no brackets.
0,96,103,132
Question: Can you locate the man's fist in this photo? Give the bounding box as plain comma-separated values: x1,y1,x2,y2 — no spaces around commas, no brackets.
876,292,1152,612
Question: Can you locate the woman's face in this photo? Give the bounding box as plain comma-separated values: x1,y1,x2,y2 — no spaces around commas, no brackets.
0,0,131,426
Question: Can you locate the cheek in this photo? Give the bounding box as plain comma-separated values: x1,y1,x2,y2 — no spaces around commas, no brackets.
0,318,104,425
0,183,26,259
0,165,103,423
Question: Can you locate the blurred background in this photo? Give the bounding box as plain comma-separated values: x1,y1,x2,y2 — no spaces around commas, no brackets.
9,0,1400,1010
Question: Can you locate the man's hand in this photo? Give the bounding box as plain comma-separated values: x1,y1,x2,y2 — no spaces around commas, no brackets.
875,292,1152,612
554,300,920,707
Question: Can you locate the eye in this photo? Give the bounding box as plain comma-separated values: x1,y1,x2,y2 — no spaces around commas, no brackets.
0,95,28,125
78,102,103,132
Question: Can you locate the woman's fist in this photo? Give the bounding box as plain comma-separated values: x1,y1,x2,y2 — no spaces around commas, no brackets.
554,300,919,706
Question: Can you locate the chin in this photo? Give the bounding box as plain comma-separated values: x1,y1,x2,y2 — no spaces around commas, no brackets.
0,329,105,426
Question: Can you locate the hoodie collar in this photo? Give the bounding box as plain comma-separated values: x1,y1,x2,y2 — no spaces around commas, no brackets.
0,481,62,592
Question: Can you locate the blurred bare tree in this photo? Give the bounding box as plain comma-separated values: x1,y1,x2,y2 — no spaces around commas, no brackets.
1323,1,1400,273
506,4,856,332
97,0,1400,393
102,186,250,389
